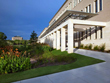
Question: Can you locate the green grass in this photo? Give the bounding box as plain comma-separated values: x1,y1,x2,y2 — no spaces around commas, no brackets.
0,50,104,83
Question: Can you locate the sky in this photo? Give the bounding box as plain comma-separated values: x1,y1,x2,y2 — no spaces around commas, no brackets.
0,0,65,40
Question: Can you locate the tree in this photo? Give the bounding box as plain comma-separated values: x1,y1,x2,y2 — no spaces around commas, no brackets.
0,32,7,40
30,31,38,44
0,32,8,47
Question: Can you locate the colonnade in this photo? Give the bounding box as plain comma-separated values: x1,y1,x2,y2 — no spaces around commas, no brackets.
39,19,106,53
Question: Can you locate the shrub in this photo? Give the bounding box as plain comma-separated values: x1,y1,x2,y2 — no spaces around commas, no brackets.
0,49,2,55
83,45,88,49
93,45,100,51
88,44,92,50
80,44,84,49
99,44,105,52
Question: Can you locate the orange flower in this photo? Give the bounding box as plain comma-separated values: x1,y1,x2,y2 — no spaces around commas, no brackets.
2,50,4,53
16,55,19,57
10,49,13,52
8,52,10,55
24,51,26,53
15,51,19,53
15,48,18,51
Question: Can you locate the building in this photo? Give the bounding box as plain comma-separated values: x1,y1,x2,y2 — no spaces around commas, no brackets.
12,36,23,40
38,0,110,53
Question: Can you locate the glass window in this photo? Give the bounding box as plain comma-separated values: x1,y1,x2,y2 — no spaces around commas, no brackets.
89,28,91,39
86,7,88,12
95,0,98,13
100,0,102,11
89,5,91,13
100,27,103,38
86,29,87,39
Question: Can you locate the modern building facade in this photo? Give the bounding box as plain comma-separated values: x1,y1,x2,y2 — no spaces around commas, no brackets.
38,0,110,53
12,36,23,40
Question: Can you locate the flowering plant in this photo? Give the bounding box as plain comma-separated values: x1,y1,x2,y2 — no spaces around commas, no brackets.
0,46,31,74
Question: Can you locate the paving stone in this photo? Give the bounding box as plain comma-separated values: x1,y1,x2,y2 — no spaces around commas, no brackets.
20,76,52,83
47,71,78,83
64,77,88,83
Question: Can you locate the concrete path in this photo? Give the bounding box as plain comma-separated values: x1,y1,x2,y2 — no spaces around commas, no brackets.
13,49,110,83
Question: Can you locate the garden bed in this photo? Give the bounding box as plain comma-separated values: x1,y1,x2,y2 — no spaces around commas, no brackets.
32,58,77,69
0,50,104,83
0,43,105,83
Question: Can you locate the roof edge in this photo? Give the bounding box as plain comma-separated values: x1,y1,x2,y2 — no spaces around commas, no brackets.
49,0,67,23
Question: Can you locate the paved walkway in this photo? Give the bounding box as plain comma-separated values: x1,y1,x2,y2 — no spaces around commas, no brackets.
13,49,110,83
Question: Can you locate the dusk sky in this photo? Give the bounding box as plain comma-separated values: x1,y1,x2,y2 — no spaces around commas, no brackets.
0,0,65,40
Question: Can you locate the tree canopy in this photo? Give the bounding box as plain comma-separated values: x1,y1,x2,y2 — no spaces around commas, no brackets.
0,32,8,47
0,32,7,40
30,31,38,43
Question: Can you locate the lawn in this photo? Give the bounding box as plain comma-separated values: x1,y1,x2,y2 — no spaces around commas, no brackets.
0,50,104,83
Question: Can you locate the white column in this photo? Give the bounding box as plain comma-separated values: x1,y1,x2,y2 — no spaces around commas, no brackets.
91,27,95,40
43,38,45,43
47,35,49,45
53,32,56,49
88,5,89,13
93,1,95,13
51,33,54,47
46,36,48,44
61,27,66,51
47,36,49,44
49,34,52,47
56,30,60,50
68,20,74,53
